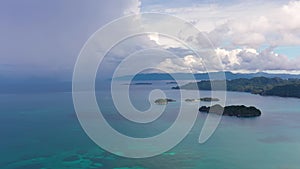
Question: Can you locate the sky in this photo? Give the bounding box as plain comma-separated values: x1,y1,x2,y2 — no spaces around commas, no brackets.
1,0,300,80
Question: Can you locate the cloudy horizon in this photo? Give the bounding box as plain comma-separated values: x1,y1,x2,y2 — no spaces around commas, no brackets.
1,0,300,80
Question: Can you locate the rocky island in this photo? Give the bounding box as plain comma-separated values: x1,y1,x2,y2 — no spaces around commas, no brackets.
185,97,220,102
199,104,261,117
154,98,176,105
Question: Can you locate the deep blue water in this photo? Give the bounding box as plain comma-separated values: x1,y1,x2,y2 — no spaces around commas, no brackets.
1,81,300,169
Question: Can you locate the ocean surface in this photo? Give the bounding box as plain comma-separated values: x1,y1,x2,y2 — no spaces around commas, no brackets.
1,81,300,169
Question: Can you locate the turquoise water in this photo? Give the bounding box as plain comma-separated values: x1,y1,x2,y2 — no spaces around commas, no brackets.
1,81,300,169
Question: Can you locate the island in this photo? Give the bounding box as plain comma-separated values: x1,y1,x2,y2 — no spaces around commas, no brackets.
199,104,262,117
185,99,198,102
130,82,152,85
166,81,177,84
154,98,176,105
173,77,300,98
200,97,220,102
185,97,220,102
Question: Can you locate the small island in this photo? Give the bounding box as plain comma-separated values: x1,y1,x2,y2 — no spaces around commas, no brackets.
131,82,152,85
185,99,198,102
200,97,220,102
185,97,220,102
166,81,177,84
154,98,176,105
199,104,261,117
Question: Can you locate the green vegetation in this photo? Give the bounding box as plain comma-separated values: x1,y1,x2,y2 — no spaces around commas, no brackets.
154,99,168,105
173,77,300,98
200,97,220,102
185,99,197,102
185,97,220,102
264,84,300,98
154,98,176,105
199,104,262,117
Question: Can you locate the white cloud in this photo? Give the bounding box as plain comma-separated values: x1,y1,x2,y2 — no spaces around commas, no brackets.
148,33,188,49
224,1,300,46
147,1,300,47
155,47,300,73
156,55,204,73
140,1,300,73
123,0,142,15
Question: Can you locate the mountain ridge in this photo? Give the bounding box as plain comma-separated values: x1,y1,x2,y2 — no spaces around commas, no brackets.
115,71,300,81
2,72,300,93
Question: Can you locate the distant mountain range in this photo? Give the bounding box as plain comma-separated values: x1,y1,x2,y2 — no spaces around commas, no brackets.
1,71,300,93
115,71,300,81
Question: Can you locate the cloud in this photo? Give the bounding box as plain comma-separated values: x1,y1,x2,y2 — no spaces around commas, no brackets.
2,0,300,78
148,33,185,49
148,1,300,47
124,0,142,15
155,47,300,73
0,0,142,78
142,1,300,73
223,1,300,46
102,0,300,75
156,55,204,73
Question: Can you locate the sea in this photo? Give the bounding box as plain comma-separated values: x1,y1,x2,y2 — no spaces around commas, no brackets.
1,80,300,169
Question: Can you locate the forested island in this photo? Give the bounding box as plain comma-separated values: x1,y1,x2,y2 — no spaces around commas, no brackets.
154,98,176,105
130,82,152,85
185,97,220,102
199,104,262,117
172,77,300,98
